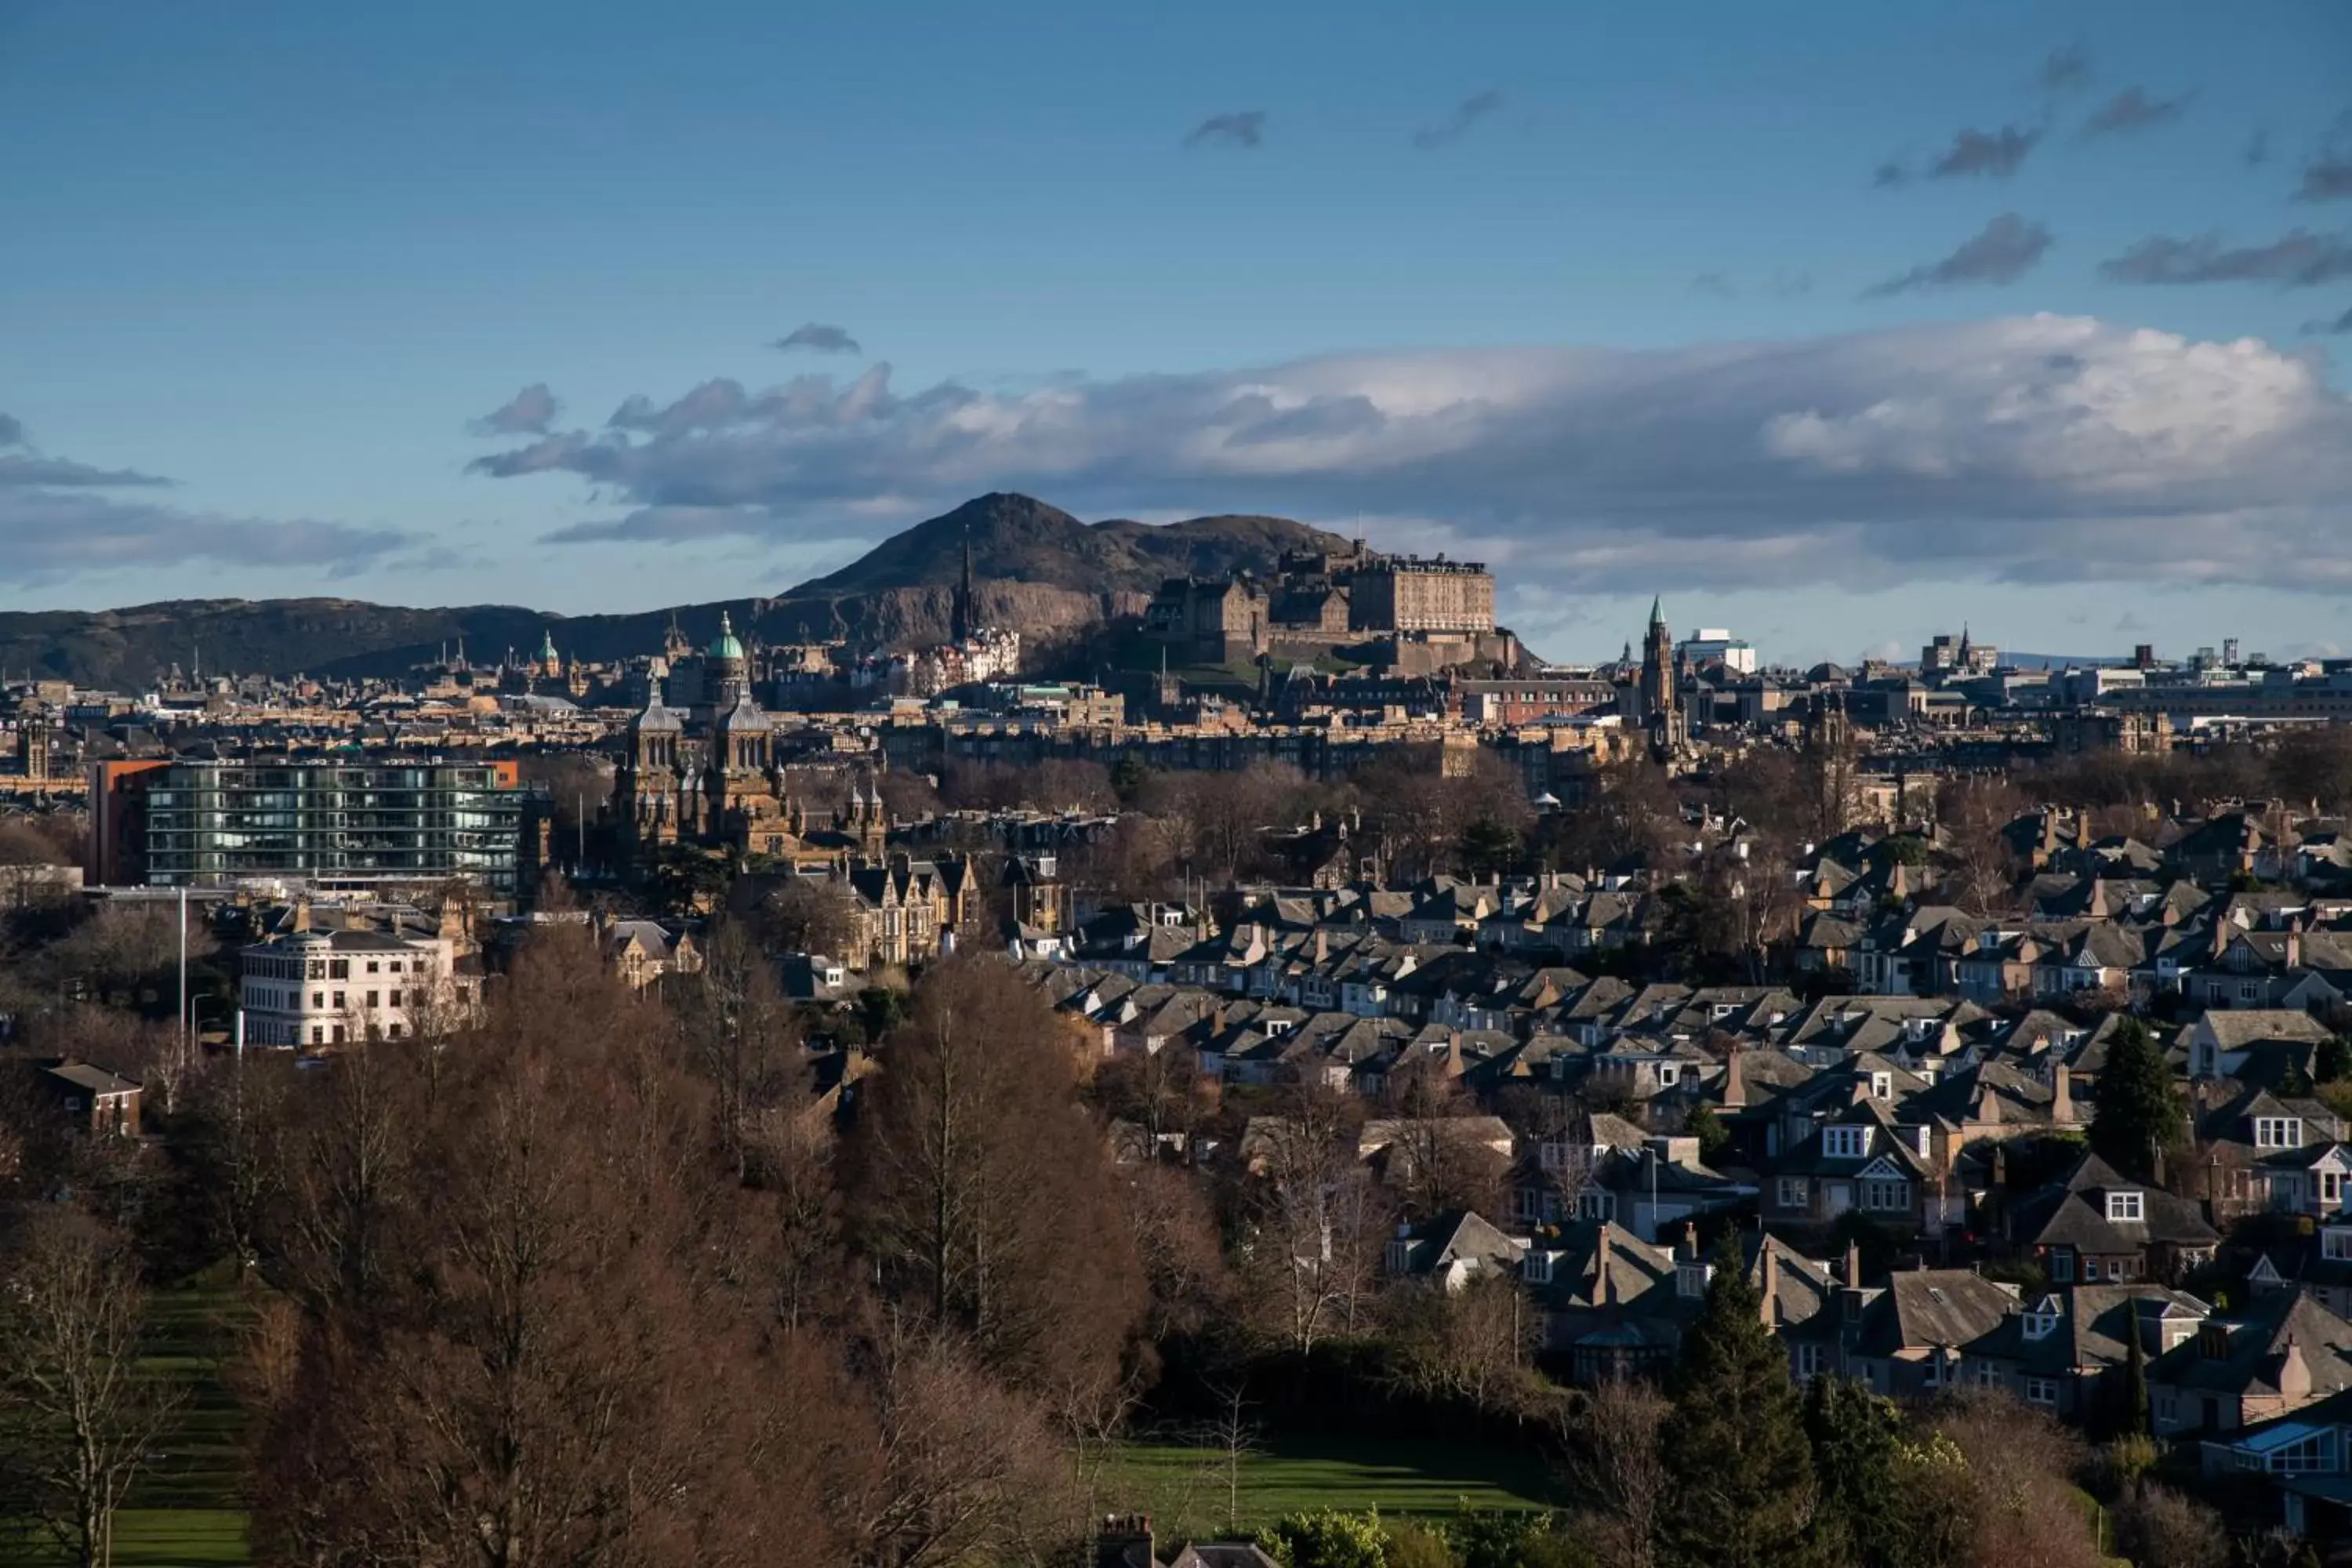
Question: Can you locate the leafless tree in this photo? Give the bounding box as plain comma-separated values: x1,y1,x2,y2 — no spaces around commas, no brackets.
0,1211,184,1568
2111,1480,2230,1568
1203,1373,1258,1535
845,957,1145,1404
1379,1055,1508,1218
1382,1269,1538,1420
1556,1373,1669,1568
1237,1085,1389,1356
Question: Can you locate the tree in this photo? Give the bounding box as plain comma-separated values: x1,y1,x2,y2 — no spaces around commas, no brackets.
1457,817,1523,881
674,919,808,1181
249,944,847,1567
1657,1244,1817,1568
1803,1375,1925,1568
1557,1373,1668,1568
1683,1104,1729,1168
1236,1085,1388,1356
1259,1508,1388,1568
760,878,860,960
1379,1057,1508,1218
2089,1019,2185,1182
2111,1481,2230,1568
1929,1393,2104,1568
0,1212,184,1568
1381,1271,1538,1421
845,957,1145,1405
2317,1033,2352,1086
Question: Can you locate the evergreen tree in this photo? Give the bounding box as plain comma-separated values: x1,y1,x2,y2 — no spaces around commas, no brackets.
2089,1019,2185,1181
1807,1375,1947,1568
2122,1319,2151,1439
1657,1245,1818,1568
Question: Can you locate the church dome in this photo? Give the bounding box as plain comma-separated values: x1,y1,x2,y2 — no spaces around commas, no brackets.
710,612,746,662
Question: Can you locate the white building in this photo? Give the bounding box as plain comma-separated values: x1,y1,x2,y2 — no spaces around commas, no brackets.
1678,628,1758,677
238,927,472,1048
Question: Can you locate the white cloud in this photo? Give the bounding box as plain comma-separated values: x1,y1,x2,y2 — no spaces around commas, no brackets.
473,314,2352,595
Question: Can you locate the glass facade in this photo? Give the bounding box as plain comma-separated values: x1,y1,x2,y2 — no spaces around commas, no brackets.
139,762,524,894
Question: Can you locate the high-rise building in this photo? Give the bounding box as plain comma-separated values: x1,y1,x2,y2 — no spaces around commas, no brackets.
88,758,528,894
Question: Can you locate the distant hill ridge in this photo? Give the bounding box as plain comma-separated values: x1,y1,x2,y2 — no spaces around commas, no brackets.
0,493,1353,688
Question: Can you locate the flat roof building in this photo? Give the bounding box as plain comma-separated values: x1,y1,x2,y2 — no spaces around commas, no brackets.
88,757,527,895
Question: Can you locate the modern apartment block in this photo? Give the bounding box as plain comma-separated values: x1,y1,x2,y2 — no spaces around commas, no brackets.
87,758,528,894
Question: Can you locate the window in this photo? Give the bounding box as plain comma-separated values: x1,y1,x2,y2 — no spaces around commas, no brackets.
1523,1251,1553,1285
1974,1359,2001,1388
1862,1178,1910,1213
2256,1118,2303,1149
332,1025,347,1044
1577,1192,1616,1221
2326,1171,2346,1209
365,991,379,1009
312,991,325,1009
1795,1344,1823,1379
2240,982,2260,1003
1385,1239,1412,1275
2107,1191,2144,1222
311,1025,325,1045
332,991,346,1010
2050,1250,2075,1283
2024,1309,2059,1341
2107,1258,2127,1281
1823,1126,1868,1160
1871,1072,1892,1101
329,960,350,980
1678,1262,1711,1299
1777,1176,1810,1209
366,961,379,975
2024,1377,2059,1407
389,990,403,1007
1657,1063,1681,1087
2324,1229,2352,1262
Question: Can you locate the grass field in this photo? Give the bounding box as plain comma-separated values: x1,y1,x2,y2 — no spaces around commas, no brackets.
4,1277,259,1567
1095,1432,1558,1537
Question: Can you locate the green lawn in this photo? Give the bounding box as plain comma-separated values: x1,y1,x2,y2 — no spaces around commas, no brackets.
1094,1432,1557,1537
4,1279,260,1566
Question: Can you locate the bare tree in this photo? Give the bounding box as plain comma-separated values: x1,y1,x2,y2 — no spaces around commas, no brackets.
1379,1055,1508,1218
1203,1373,1258,1535
1557,1373,1668,1568
845,957,1145,1404
1238,1085,1388,1356
1382,1270,1539,1420
0,1211,184,1568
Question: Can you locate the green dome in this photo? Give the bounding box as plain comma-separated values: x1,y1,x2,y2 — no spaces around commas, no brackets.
709,612,746,662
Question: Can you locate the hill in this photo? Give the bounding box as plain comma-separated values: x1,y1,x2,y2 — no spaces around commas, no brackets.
789,492,1353,597
0,493,1352,688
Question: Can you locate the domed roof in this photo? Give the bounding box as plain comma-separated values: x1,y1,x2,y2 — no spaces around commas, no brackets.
710,612,746,662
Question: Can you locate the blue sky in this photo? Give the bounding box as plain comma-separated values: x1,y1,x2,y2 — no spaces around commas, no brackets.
2,0,2349,665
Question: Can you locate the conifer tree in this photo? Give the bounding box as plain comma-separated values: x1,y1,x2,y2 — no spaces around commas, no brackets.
2089,1019,2185,1182
1657,1245,1818,1568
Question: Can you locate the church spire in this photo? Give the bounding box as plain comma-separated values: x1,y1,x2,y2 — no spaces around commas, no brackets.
952,520,975,643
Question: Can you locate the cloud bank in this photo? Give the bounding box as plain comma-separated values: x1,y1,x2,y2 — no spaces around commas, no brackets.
470,315,2352,595
0,412,408,586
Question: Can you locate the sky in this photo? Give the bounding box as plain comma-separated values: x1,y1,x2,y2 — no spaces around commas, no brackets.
2,0,2350,666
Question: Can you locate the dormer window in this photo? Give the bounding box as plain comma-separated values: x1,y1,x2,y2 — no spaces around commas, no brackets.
2325,1228,2352,1263
1385,1237,1413,1275
2256,1117,2303,1149
2107,1190,2144,1223
1677,1261,1713,1300
2024,1308,2060,1341
1524,1250,1554,1286
1657,1063,1681,1087
1871,1073,1892,1102
1823,1126,1869,1160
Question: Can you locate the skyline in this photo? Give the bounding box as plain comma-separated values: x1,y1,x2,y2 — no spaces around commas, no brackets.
4,0,2350,665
